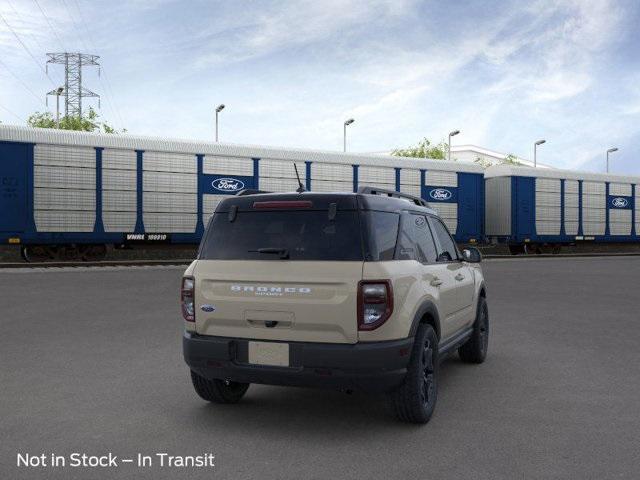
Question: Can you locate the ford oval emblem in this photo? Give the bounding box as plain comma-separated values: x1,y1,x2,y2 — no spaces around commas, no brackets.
212,178,245,192
612,197,629,208
200,305,216,312
429,188,452,201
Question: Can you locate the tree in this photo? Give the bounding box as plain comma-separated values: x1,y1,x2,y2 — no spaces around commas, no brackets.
474,152,523,169
391,138,450,160
27,107,125,133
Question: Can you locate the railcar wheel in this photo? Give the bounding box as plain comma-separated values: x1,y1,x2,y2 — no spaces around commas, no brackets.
80,244,107,262
22,245,54,263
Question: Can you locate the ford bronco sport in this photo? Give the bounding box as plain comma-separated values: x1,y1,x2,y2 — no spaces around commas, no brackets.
182,187,488,423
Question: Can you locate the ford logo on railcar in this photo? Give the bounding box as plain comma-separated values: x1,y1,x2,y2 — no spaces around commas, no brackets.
612,197,629,208
429,188,452,201
212,178,245,192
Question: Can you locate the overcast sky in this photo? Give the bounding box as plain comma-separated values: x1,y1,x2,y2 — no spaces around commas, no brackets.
1,0,639,174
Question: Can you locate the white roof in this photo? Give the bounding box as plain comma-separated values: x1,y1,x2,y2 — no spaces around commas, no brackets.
485,164,640,184
0,124,484,174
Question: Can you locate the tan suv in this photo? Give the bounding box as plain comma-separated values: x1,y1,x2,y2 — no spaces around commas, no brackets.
182,187,488,423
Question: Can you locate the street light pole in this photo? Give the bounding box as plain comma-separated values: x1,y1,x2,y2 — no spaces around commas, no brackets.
448,130,460,162
215,104,225,142
534,139,546,167
606,147,618,173
343,118,354,152
55,88,63,128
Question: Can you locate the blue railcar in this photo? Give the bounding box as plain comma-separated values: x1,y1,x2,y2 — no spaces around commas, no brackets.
485,165,639,253
0,125,485,261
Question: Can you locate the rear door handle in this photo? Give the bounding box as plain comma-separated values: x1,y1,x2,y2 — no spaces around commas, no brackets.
455,273,465,281
430,277,443,287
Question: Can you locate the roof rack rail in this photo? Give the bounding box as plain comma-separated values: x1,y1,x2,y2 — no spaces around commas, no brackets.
235,189,271,196
357,186,428,207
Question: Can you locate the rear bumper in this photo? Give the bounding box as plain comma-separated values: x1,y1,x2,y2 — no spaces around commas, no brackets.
183,331,414,393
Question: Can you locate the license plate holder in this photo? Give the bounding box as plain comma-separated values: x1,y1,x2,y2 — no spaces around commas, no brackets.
248,341,290,367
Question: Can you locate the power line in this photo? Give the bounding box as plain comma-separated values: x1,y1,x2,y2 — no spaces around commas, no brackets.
32,0,67,52
0,12,57,88
0,102,24,122
66,0,126,128
0,58,49,108
6,0,65,85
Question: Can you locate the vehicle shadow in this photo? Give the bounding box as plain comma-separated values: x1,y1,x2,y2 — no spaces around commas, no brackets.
182,355,471,436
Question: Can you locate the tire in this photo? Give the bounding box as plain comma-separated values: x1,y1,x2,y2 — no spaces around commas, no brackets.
387,324,438,424
458,297,489,364
190,370,249,404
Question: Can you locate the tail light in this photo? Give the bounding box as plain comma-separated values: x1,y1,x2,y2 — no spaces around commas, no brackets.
358,280,393,330
181,276,195,322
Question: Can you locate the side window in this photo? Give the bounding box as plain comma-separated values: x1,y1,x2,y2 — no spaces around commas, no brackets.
395,214,437,263
428,216,458,262
364,211,399,261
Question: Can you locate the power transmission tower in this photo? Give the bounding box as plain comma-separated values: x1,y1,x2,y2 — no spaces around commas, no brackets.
46,53,100,118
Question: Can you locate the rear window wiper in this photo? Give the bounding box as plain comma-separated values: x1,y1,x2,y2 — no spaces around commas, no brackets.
248,247,290,259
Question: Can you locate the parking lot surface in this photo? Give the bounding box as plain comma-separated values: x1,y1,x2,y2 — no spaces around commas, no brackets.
1,257,639,479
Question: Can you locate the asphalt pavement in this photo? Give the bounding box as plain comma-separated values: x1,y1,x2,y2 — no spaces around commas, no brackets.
1,257,639,479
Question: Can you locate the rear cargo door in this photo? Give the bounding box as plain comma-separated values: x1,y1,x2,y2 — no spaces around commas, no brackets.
193,204,364,344
194,261,362,343
0,142,28,232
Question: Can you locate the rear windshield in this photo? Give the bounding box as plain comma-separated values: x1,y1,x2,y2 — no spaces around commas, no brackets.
199,210,364,261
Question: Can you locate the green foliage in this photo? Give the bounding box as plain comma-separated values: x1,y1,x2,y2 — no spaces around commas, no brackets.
391,138,450,160
474,153,523,169
27,107,125,134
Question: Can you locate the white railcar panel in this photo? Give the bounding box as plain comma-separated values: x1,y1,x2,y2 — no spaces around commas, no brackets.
425,170,457,187
259,159,306,179
484,177,511,236
103,169,136,191
143,151,196,173
202,194,228,226
143,171,196,193
102,149,136,170
583,209,606,222
309,179,353,193
358,166,395,185
103,191,136,211
609,183,632,196
583,221,605,236
426,203,457,234
536,191,561,207
310,163,353,182
400,169,421,186
35,210,95,232
564,180,579,194
34,144,95,168
536,221,561,235
259,177,307,192
582,194,605,209
204,156,254,176
143,192,197,213
103,212,136,232
582,181,605,195
536,178,561,192
143,213,197,233
34,165,96,190
564,192,579,208
637,189,640,234
565,222,579,235
34,188,95,211
399,184,421,197
609,209,631,235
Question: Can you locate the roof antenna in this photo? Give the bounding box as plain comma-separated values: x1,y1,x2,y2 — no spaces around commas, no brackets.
294,163,306,193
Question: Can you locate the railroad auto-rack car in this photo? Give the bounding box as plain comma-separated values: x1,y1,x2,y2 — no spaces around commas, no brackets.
0,125,485,261
485,164,640,254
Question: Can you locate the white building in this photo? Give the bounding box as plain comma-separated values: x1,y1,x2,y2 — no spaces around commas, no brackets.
450,145,553,169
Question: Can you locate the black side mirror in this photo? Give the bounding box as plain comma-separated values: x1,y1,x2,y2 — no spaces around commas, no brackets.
462,247,482,263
